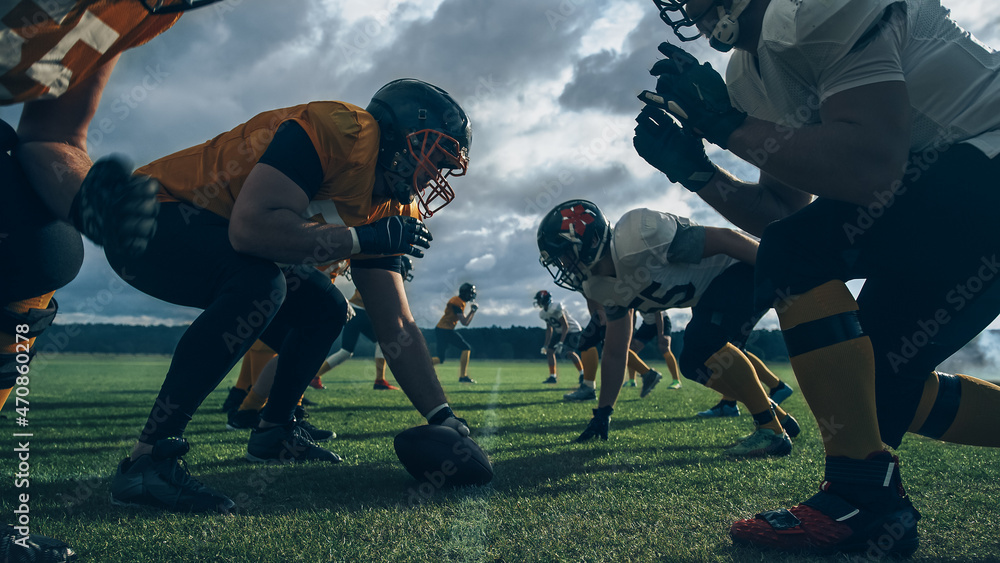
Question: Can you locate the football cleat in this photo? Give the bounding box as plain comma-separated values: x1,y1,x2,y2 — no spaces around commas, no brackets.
769,382,794,405
781,413,801,439
458,376,476,384
667,379,683,390
309,376,326,390
563,384,597,402
725,428,792,457
1,525,77,562
220,386,248,413
226,408,260,431
246,423,342,464
640,369,663,398
543,375,558,384
294,405,335,441
622,379,637,388
373,379,400,391
110,437,235,513
697,400,740,418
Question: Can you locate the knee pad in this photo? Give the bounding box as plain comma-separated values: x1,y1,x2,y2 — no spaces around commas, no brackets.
678,347,714,385
781,309,865,357
1,299,58,387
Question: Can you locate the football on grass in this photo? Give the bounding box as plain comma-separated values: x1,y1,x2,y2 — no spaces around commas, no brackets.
393,424,493,486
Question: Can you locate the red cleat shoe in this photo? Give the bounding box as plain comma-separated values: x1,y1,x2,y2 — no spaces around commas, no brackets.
309,376,326,390
373,379,399,391
730,454,921,556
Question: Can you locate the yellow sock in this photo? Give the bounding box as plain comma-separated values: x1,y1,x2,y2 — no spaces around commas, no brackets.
706,343,782,434
0,388,12,413
909,371,1000,447
581,348,599,383
744,351,779,389
235,354,254,391
459,350,470,378
626,350,650,374
375,357,387,381
570,354,584,373
779,281,882,458
663,349,680,380
431,357,441,366
240,388,268,412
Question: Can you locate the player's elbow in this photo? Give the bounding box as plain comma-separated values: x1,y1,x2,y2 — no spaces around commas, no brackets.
228,214,260,255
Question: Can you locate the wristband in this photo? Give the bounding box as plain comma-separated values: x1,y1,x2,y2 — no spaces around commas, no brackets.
426,403,452,424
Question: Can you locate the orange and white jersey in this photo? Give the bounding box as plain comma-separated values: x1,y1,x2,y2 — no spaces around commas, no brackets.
139,102,419,255
0,0,179,104
436,296,466,330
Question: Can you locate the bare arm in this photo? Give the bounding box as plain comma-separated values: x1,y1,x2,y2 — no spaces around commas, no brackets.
696,169,813,237
229,163,354,263
15,55,120,219
727,81,911,207
702,226,759,265
543,325,553,348
655,312,672,355
353,267,448,416
597,309,633,408
558,313,570,343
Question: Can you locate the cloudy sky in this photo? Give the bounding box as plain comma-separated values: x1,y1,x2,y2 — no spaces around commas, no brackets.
3,0,1000,331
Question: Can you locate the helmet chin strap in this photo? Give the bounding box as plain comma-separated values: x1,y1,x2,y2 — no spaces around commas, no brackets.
709,0,751,52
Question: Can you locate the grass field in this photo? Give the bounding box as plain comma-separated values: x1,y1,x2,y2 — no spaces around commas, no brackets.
3,354,1000,563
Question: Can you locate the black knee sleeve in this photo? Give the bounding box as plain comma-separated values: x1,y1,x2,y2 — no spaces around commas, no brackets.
781,310,865,356
678,342,719,385
913,372,961,440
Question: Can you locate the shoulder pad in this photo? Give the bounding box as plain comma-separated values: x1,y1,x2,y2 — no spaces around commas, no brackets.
611,208,685,269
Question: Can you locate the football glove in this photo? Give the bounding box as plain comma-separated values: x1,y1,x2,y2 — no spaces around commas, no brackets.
641,42,746,149
427,405,471,437
353,216,432,258
469,302,479,313
634,106,717,192
553,342,565,355
70,155,161,257
540,347,549,356
575,405,613,442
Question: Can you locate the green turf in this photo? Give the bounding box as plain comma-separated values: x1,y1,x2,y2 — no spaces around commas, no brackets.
3,355,999,562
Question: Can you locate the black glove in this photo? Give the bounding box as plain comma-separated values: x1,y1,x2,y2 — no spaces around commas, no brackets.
575,405,613,442
633,106,716,192
70,155,161,257
469,302,479,313
353,216,432,258
427,405,471,437
641,42,746,149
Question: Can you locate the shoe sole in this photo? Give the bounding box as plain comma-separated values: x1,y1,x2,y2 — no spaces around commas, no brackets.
731,531,919,557
726,438,792,457
245,452,343,464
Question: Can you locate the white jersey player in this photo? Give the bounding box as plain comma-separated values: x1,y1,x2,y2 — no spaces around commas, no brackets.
533,290,585,384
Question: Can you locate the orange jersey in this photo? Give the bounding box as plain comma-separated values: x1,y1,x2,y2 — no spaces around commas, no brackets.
140,102,419,252
436,296,466,330
0,1,179,104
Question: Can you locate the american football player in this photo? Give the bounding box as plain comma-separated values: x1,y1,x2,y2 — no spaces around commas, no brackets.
432,282,479,383
313,256,415,391
533,290,586,384
538,200,800,456
626,311,682,389
104,78,474,513
636,0,1000,555
0,1,220,560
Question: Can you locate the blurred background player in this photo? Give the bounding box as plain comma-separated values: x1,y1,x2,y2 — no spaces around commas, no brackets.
0,0,224,560
538,200,799,456
697,355,793,418
105,78,476,513
534,290,585,385
625,311,681,389
432,282,478,383
562,299,662,402
313,257,416,391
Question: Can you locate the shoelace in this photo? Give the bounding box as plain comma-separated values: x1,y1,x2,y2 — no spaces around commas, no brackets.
164,456,211,493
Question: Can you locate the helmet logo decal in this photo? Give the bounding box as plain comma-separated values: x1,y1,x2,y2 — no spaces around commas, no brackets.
560,205,595,237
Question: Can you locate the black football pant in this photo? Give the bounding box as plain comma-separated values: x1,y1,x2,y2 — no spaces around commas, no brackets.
341,307,375,353
679,263,767,384
106,202,348,442
434,327,470,362
755,144,1000,447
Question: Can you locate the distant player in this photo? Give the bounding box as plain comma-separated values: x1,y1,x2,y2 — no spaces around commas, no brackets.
626,311,681,389
432,283,478,383
538,200,799,456
534,290,586,384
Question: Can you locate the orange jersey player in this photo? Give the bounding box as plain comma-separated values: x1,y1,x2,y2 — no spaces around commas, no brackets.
432,282,478,383
0,2,222,560
105,79,478,515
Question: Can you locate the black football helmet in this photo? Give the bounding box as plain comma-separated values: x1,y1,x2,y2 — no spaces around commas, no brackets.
459,282,477,302
366,79,472,218
139,0,226,14
534,290,552,310
400,256,414,282
537,200,612,292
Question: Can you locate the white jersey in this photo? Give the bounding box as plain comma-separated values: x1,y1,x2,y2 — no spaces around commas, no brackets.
581,209,737,314
726,0,1000,156
539,301,582,333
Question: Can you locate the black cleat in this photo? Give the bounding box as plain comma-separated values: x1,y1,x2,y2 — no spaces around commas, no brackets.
221,386,248,413
110,437,234,513
246,423,342,464
1,524,77,562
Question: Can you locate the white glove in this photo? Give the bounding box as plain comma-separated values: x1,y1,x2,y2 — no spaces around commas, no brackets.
554,342,565,355
345,304,357,323
541,347,549,355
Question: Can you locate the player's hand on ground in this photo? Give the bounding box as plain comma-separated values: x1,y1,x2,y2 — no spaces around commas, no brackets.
435,415,471,438
354,215,432,258
575,405,613,442
72,155,161,257
641,42,746,149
